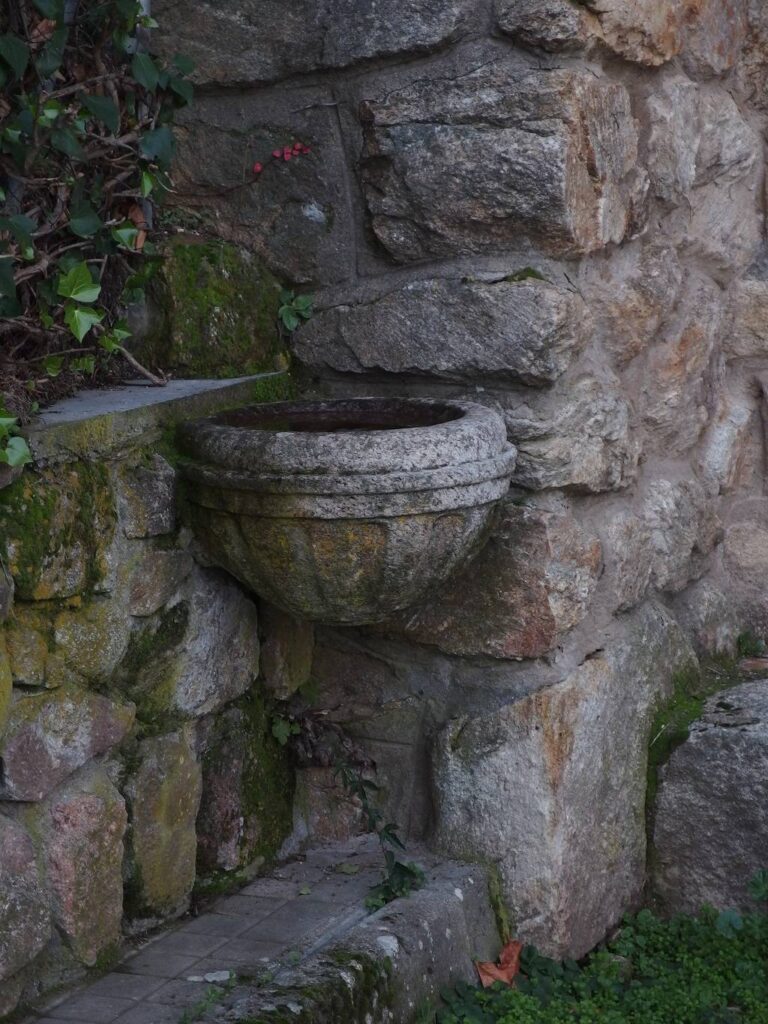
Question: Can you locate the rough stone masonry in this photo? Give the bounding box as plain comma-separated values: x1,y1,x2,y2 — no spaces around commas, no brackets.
149,0,768,961
3,3,768,1018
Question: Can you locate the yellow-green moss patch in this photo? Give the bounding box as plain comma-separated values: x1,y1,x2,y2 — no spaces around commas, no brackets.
0,463,115,601
135,238,287,378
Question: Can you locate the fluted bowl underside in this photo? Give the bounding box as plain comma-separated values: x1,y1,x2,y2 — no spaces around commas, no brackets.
179,398,517,625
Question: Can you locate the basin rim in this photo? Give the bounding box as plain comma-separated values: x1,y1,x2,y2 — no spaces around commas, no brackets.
178,397,510,476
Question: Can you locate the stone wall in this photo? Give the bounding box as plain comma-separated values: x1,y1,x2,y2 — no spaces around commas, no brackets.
0,381,297,1017
3,7,766,1010
151,0,768,959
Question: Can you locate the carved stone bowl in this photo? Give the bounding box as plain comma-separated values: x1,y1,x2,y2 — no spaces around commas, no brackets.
178,398,516,625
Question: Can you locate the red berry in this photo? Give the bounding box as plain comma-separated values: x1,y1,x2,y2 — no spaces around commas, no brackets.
252,162,263,174
284,152,292,161
272,149,281,158
293,141,302,152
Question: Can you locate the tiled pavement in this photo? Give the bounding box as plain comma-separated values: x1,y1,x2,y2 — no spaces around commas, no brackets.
24,837,387,1024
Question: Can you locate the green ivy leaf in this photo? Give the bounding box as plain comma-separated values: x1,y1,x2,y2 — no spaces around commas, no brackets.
0,257,16,299
71,354,95,374
51,125,85,160
64,303,104,342
82,94,120,134
99,333,120,354
44,355,63,377
115,0,140,18
0,34,30,79
57,262,101,303
279,306,300,331
169,76,193,105
111,319,132,342
271,719,292,746
131,52,159,92
139,169,154,197
32,0,65,20
36,27,68,77
139,125,174,167
111,224,139,248
0,214,36,252
68,201,103,239
0,295,21,317
40,99,62,123
173,54,195,75
1,435,32,468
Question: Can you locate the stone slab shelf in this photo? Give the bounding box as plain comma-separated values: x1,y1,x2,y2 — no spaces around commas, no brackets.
26,374,289,463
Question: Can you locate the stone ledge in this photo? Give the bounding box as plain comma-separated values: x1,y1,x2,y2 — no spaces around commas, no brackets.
25,374,289,463
204,838,499,1023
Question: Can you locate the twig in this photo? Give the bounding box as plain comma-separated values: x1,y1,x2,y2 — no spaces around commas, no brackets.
116,345,167,386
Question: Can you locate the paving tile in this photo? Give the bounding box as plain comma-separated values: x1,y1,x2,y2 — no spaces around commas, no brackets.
212,936,286,966
178,914,254,938
46,994,135,1022
213,895,285,919
244,901,344,942
240,878,303,899
85,974,165,1001
112,1003,182,1023
144,977,211,1007
303,873,379,903
144,931,228,958
121,951,200,979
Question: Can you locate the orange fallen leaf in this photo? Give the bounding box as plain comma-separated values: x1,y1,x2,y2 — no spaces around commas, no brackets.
127,203,149,251
476,939,522,988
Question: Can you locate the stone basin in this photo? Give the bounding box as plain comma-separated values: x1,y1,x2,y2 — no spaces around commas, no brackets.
178,397,517,625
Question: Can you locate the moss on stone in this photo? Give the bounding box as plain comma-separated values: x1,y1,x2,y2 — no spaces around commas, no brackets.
196,688,295,880
122,729,201,919
122,858,146,921
239,690,296,863
136,238,287,378
645,651,748,860
193,867,252,901
0,462,115,601
246,951,394,1024
487,862,512,945
3,604,51,687
115,602,190,733
249,372,296,404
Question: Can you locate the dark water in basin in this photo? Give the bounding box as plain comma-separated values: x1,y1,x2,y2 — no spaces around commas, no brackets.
212,399,464,434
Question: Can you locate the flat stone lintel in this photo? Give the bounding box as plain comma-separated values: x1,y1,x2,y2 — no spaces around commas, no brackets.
26,374,288,463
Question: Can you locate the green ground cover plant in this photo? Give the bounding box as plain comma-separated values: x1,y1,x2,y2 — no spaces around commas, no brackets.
437,899,768,1024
